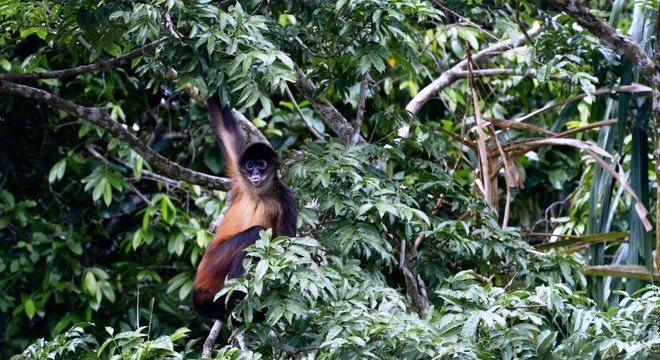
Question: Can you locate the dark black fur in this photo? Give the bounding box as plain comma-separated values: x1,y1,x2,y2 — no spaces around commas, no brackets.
192,226,263,320
277,186,297,237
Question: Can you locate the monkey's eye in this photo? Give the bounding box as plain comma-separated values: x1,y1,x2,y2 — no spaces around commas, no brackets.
245,160,254,171
255,160,267,170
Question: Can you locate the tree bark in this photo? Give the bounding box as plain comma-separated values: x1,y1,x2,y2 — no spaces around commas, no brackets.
294,70,360,144
406,27,541,114
0,80,231,190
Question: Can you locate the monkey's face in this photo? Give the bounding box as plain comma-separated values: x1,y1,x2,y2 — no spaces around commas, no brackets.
240,143,279,188
244,159,271,187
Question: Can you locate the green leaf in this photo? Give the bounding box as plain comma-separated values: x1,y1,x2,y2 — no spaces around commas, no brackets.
536,330,557,359
254,260,268,281
196,229,208,247
48,159,66,184
178,280,193,300
103,182,112,206
83,271,97,296
133,155,143,180
24,299,36,319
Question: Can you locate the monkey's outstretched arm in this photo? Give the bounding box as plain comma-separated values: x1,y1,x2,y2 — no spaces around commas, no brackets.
207,97,246,180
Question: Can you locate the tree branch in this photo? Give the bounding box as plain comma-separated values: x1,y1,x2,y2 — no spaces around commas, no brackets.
546,0,655,76
164,12,182,39
0,41,161,81
399,239,430,314
202,320,222,358
351,74,370,145
583,265,660,281
284,84,323,140
488,118,556,135
406,26,541,114
0,80,231,190
294,70,360,144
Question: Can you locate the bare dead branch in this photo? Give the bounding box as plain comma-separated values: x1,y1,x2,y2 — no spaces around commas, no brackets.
438,125,477,149
0,41,161,81
0,80,231,190
487,124,516,228
553,119,618,138
467,50,495,209
494,135,652,231
583,265,660,281
488,118,556,135
406,26,541,114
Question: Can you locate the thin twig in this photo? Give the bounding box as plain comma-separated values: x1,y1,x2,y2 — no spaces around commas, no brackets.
512,84,651,124
284,84,323,139
488,118,556,135
86,144,152,203
553,119,618,138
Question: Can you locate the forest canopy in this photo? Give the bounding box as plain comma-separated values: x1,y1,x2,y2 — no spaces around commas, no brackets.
1,0,660,359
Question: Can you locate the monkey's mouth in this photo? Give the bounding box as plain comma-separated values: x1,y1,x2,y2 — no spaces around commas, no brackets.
250,174,263,185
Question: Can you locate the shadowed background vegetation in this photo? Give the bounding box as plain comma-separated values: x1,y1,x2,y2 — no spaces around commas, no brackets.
1,0,659,358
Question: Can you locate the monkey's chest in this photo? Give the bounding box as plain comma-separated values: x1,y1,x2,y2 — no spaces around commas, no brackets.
214,195,279,242
235,196,278,228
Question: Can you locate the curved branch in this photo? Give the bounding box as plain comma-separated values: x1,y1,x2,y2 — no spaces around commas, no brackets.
497,136,652,231
0,41,161,81
406,26,541,114
0,80,231,190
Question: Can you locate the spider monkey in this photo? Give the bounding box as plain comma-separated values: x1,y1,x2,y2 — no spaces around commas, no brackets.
192,97,297,320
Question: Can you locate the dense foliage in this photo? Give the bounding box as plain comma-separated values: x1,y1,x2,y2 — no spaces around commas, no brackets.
2,0,660,358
